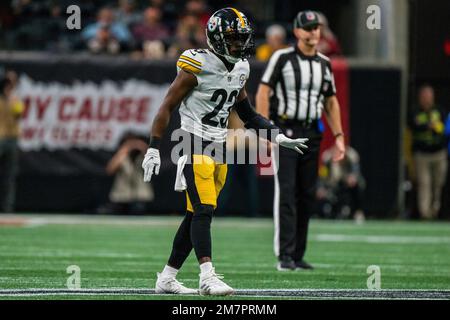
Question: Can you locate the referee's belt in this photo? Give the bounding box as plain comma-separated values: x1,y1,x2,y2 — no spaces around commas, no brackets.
276,116,319,129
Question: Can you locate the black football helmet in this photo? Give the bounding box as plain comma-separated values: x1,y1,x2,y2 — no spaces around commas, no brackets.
206,8,255,63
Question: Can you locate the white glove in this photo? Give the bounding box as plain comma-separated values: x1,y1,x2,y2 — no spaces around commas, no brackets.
275,134,309,154
142,148,161,182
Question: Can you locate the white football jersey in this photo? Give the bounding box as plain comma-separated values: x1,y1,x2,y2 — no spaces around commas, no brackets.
176,49,250,142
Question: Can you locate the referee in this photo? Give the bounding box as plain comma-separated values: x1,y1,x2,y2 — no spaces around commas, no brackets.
256,10,345,271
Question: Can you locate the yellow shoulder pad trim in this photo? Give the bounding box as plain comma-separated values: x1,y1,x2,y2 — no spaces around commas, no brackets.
177,61,201,74
179,55,202,67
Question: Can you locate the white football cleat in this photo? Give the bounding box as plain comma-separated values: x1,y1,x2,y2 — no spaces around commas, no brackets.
199,268,234,296
155,273,198,294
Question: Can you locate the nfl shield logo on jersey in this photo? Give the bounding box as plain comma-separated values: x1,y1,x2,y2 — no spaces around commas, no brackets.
239,74,246,86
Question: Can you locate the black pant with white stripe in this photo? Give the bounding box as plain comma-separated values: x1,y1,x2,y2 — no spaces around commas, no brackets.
273,125,321,262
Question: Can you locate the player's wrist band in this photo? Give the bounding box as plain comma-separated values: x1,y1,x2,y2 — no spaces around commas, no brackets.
149,136,161,149
334,132,344,138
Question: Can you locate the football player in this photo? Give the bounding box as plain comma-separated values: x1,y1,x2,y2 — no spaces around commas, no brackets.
142,7,309,295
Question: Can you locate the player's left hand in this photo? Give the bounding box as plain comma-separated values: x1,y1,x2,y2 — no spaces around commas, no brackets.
142,148,161,182
275,134,309,154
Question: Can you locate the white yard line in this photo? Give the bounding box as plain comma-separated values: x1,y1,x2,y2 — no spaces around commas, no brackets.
0,214,273,228
0,288,449,299
1,214,450,231
313,234,450,244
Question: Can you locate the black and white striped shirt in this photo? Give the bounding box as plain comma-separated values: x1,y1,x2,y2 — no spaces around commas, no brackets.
261,46,336,123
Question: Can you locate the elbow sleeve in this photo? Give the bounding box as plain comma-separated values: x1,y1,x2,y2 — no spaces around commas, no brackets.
234,98,279,141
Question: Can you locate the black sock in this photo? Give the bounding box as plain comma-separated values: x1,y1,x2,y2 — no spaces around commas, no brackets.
167,211,194,269
190,204,214,260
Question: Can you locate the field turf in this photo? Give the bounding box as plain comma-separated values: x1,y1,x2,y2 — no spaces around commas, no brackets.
0,214,449,300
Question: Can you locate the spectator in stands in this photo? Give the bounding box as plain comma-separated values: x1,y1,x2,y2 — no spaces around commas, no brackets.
148,0,178,30
442,112,450,217
104,132,154,215
45,2,70,52
11,0,46,21
131,6,169,59
0,69,24,213
114,0,142,29
316,146,366,221
82,7,132,52
167,11,206,58
256,24,288,62
408,85,447,219
86,24,121,54
316,12,341,57
8,0,50,50
5,70,22,110
185,0,210,26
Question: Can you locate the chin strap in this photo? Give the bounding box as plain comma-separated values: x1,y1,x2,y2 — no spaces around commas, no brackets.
223,55,240,64
211,50,239,69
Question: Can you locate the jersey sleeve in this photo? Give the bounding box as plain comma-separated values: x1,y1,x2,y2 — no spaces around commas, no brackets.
322,61,337,98
241,60,251,87
176,49,204,77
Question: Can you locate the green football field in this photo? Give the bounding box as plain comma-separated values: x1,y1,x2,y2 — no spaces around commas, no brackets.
1,214,450,300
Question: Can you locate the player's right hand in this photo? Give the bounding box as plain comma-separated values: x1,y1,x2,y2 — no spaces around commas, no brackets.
142,148,161,182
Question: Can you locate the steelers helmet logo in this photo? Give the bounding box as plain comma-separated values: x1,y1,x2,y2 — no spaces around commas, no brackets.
208,16,219,32
306,11,315,20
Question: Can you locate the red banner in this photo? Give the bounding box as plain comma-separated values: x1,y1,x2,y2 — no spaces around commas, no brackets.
319,57,350,160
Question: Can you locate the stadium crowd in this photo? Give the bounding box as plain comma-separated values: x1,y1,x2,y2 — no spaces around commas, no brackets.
0,0,342,60
0,0,209,56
